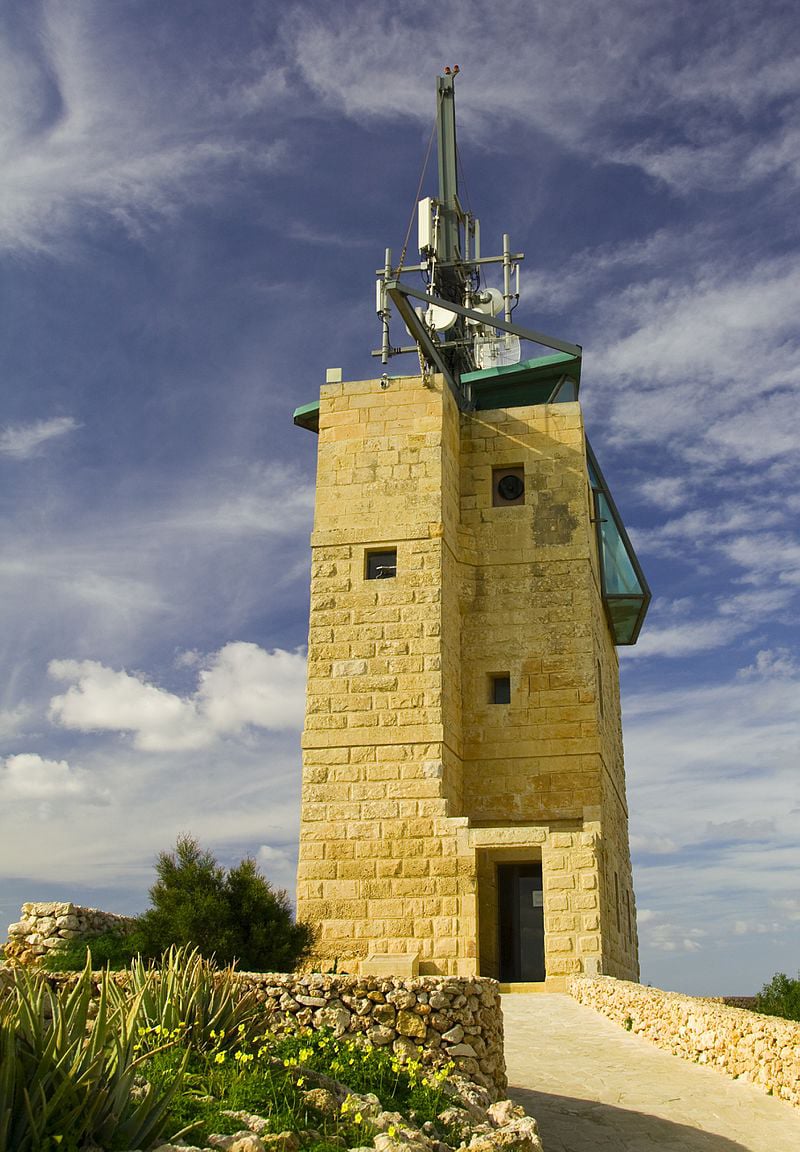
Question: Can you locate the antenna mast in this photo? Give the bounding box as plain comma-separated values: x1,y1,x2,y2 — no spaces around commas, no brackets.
374,69,580,407
436,72,460,274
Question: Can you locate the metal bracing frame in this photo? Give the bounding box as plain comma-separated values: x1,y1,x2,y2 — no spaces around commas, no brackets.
382,278,582,407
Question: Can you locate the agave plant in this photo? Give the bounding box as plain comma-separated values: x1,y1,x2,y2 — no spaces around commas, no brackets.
126,945,261,1053
0,960,186,1152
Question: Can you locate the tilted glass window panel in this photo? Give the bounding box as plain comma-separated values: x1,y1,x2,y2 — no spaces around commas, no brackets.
606,598,646,646
596,493,643,596
586,439,651,645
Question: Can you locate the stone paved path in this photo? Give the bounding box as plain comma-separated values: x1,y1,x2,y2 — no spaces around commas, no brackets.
501,993,800,1152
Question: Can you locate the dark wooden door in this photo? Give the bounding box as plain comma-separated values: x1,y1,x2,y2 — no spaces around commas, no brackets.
498,861,545,982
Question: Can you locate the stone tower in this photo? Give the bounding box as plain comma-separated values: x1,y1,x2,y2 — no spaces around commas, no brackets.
293,74,649,988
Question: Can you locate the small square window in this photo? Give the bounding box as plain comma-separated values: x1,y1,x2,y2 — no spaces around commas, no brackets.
490,674,511,704
366,549,397,580
492,466,525,506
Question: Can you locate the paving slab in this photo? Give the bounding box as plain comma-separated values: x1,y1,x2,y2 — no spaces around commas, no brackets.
502,993,800,1152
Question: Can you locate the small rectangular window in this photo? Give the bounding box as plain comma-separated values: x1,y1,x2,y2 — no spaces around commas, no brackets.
491,674,511,704
366,549,397,580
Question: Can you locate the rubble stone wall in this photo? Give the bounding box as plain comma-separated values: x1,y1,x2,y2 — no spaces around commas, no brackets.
235,972,506,1096
569,974,800,1107
33,968,506,1098
3,902,137,966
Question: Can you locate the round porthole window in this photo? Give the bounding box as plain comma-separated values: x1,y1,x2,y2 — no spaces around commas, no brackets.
497,473,524,501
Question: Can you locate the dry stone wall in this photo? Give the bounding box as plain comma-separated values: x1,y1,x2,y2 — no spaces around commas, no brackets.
569,974,800,1106
3,902,136,966
236,973,506,1096
36,968,506,1098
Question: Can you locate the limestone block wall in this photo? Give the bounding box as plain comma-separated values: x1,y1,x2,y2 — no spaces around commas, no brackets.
456,403,638,984
3,902,137,966
298,374,479,976
38,968,506,1098
569,975,800,1106
298,371,640,984
588,498,638,982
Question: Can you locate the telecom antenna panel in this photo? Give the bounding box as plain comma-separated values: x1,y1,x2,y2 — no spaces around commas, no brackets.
374,68,581,407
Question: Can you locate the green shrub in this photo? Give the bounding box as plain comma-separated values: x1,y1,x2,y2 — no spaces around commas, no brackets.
134,836,315,971
754,971,800,1022
40,929,140,973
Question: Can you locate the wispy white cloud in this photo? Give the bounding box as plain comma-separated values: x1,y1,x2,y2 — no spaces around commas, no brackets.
704,819,776,842
597,257,800,398
637,910,706,953
635,476,688,511
48,642,307,751
0,416,78,458
281,0,800,198
0,461,314,692
0,733,303,892
0,705,32,740
286,221,372,248
625,652,800,981
0,4,286,253
630,834,678,855
621,616,746,659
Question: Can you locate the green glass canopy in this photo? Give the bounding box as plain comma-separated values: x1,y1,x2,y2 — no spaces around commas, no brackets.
293,400,320,433
462,351,581,410
586,440,650,644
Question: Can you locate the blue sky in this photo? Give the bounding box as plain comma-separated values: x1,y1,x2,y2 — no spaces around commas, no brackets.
1,0,798,996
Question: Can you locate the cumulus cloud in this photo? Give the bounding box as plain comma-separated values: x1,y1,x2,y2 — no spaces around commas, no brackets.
256,843,297,895
0,416,79,458
640,917,706,953
738,649,799,680
732,920,782,937
196,644,307,735
1,753,89,800
48,658,203,751
48,642,306,751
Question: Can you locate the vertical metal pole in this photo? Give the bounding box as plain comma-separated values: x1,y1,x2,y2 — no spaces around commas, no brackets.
502,233,513,322
381,248,392,364
436,74,459,265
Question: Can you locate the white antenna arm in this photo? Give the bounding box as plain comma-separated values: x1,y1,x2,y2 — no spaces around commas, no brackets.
380,248,392,364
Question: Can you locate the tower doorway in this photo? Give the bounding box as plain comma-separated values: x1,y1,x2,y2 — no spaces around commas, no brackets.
498,861,545,982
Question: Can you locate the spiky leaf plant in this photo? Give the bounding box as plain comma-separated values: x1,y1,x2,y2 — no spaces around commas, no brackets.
126,944,261,1053
0,960,186,1152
